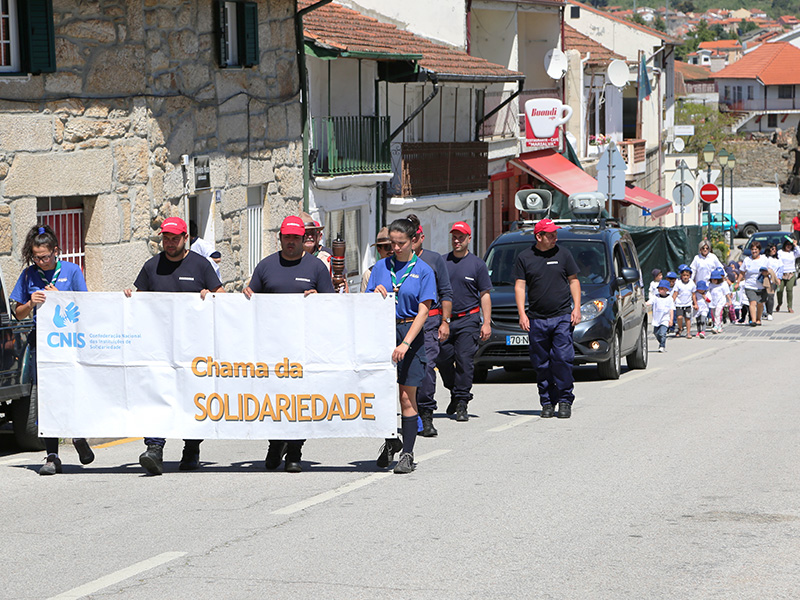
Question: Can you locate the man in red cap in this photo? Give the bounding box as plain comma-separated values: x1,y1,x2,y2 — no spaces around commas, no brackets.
513,218,581,419
244,215,335,473
436,221,492,424
125,216,225,475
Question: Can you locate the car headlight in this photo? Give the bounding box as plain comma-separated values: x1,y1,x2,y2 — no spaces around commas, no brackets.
580,299,606,322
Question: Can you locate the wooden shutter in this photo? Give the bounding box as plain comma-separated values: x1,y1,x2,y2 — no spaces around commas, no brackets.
19,0,55,74
238,2,259,67
215,0,229,67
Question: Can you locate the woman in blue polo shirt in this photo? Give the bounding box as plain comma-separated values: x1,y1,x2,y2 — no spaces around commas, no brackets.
10,225,94,475
367,218,436,474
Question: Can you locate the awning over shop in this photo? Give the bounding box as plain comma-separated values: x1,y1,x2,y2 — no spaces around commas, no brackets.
622,185,674,218
510,149,673,219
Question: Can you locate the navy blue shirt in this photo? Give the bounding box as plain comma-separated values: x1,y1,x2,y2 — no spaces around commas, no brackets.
11,261,87,305
417,249,452,311
249,252,335,294
445,252,491,315
513,244,578,319
367,256,437,319
134,251,222,292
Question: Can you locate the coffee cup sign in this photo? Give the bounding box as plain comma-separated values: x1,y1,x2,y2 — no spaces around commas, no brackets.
525,98,573,139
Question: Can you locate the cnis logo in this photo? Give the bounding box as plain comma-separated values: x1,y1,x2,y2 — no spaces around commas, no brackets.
47,332,86,348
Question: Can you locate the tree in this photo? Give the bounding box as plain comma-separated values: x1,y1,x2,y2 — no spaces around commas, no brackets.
630,12,646,26
676,101,738,159
654,16,667,32
675,0,695,13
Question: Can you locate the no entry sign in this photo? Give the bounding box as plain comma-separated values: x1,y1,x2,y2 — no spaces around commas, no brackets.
699,183,719,204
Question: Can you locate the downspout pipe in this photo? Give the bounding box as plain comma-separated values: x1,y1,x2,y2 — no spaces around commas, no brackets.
474,79,524,141
295,0,334,212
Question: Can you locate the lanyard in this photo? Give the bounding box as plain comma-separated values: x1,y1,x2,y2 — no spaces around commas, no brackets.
389,254,418,303
37,260,61,287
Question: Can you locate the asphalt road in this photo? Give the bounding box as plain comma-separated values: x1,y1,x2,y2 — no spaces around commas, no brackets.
3,312,800,599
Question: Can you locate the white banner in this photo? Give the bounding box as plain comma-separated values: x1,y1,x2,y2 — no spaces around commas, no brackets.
36,292,398,439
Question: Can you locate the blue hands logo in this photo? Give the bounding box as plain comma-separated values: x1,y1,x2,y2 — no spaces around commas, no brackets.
53,302,80,328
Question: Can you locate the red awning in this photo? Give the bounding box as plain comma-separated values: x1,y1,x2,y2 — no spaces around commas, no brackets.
511,149,673,219
622,185,674,218
511,149,599,196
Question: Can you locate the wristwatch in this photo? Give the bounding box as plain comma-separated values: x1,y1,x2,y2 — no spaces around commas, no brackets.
444,317,451,323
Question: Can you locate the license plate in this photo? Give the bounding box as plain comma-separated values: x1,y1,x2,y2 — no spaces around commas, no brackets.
506,335,529,345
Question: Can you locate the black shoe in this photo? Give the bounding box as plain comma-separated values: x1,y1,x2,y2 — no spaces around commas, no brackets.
179,444,200,471
540,403,554,418
265,441,287,470
39,454,62,476
284,444,302,473
455,401,469,422
556,402,572,419
72,438,95,465
376,438,403,468
419,409,438,437
139,444,164,475
445,399,459,415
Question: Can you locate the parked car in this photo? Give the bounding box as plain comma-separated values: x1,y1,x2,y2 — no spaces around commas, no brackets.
739,231,795,258
474,219,648,381
701,212,738,236
0,267,39,450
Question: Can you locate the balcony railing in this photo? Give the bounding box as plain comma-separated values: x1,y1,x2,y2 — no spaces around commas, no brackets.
617,139,646,177
311,116,391,177
393,142,489,197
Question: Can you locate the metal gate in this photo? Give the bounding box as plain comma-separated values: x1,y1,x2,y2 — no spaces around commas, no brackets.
36,208,85,271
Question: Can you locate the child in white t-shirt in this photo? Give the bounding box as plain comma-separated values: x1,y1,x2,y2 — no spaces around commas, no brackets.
672,265,697,338
651,280,675,352
647,268,663,305
709,268,732,333
694,280,710,338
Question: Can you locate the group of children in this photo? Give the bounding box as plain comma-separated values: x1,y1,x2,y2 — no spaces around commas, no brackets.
647,265,740,352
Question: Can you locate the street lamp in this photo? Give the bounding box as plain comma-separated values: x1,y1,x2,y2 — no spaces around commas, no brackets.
703,142,715,237
728,153,736,244
719,148,729,243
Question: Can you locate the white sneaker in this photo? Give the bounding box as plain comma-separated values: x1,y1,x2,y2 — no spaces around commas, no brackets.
767,314,773,321
657,347,665,353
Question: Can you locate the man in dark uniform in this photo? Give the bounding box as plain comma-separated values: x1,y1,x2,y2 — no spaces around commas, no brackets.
513,218,581,419
437,222,492,422
244,215,335,472
406,214,452,438
126,216,225,475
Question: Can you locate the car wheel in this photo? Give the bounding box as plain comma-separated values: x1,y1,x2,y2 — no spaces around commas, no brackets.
12,384,45,451
598,330,621,380
742,224,758,238
473,368,489,383
626,322,648,370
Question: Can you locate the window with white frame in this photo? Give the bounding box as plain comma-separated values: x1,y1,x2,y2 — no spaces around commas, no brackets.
326,208,362,278
0,0,55,74
246,185,263,275
0,0,20,71
217,1,259,68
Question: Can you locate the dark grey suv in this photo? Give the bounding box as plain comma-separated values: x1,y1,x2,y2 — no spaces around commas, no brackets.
474,221,648,381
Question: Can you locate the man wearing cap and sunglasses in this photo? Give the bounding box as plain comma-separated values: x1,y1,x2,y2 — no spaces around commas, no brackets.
513,218,581,419
406,214,452,438
244,215,335,472
436,222,492,423
360,227,393,292
125,216,225,475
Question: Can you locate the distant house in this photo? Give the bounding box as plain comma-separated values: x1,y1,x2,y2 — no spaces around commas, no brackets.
675,61,717,104
778,15,800,28
698,39,743,65
715,42,800,133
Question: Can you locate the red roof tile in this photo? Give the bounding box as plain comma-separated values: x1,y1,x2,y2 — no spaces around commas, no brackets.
698,40,742,50
298,1,522,82
563,24,625,65
715,42,800,85
675,60,714,81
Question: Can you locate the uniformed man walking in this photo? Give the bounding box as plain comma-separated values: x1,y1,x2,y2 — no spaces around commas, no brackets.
406,214,452,438
244,215,335,472
437,222,492,422
126,217,225,475
513,218,581,418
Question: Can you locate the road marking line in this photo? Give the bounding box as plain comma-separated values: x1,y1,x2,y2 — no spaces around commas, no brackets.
47,551,186,600
604,367,661,388
92,437,139,449
272,448,452,516
489,415,537,432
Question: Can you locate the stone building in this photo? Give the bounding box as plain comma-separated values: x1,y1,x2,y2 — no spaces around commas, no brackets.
0,0,302,291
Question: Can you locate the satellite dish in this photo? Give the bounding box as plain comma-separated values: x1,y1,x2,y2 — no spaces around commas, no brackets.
606,59,629,88
544,48,568,80
673,137,686,152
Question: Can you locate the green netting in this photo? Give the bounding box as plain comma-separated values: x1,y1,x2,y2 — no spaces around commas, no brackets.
621,224,704,291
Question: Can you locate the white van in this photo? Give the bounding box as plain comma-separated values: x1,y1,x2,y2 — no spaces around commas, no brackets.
713,187,781,238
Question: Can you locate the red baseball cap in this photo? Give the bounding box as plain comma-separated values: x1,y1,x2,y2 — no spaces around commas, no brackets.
280,216,306,236
450,221,471,236
160,217,187,235
534,218,560,234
